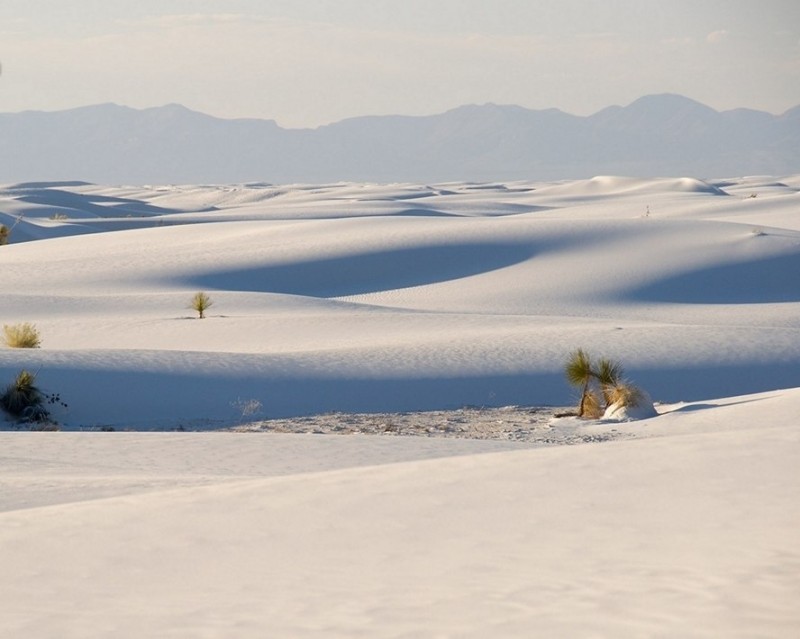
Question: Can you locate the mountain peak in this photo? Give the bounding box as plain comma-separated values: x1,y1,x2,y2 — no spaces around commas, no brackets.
627,93,717,112
590,93,721,131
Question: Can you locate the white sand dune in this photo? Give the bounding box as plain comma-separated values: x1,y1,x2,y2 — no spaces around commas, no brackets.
1,175,799,426
1,175,799,636
1,389,798,638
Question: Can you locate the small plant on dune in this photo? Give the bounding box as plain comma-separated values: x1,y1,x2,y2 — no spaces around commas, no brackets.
565,348,595,417
580,387,604,419
564,348,640,418
1,370,48,422
2,322,42,348
0,370,66,428
1,213,25,245
606,382,645,410
595,356,624,406
190,291,214,319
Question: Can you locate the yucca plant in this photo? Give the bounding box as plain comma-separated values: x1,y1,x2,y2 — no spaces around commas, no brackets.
606,382,644,410
564,349,627,417
565,348,595,417
1,370,45,418
2,322,42,348
190,291,214,319
581,388,604,419
595,357,623,406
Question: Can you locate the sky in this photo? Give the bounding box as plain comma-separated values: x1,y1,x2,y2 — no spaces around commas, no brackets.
1,0,798,128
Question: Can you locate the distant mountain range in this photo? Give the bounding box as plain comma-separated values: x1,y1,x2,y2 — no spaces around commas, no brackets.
1,94,798,184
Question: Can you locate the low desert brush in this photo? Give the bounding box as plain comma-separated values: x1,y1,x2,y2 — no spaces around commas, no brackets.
2,322,41,348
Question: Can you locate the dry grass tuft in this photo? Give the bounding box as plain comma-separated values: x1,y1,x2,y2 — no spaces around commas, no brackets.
2,322,41,348
606,382,644,408
581,389,604,419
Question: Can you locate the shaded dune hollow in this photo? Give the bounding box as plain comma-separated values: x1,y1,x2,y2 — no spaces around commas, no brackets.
631,252,800,304
187,242,537,297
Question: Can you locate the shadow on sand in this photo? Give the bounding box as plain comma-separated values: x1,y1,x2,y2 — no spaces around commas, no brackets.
660,396,771,414
631,252,800,304
186,242,538,297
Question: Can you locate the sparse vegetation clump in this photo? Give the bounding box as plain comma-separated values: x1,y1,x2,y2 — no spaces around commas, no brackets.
564,347,596,417
580,387,603,419
1,213,25,245
595,356,624,406
0,369,67,428
606,382,645,410
1,370,48,422
190,291,214,319
2,322,42,348
564,348,646,418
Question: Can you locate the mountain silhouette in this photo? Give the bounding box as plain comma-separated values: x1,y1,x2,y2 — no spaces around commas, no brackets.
1,94,796,184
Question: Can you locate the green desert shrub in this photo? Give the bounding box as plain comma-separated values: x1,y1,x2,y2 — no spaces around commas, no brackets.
190,291,214,319
0,224,8,245
2,322,42,348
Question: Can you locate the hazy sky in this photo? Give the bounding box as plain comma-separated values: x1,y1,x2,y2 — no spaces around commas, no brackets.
1,0,798,128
